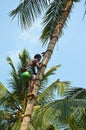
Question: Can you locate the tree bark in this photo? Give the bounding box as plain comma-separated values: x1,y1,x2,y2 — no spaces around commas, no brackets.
20,0,73,130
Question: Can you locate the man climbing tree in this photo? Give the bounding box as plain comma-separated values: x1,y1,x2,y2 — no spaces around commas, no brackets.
20,53,43,100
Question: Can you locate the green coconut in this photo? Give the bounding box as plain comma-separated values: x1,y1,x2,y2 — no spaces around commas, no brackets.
21,71,31,80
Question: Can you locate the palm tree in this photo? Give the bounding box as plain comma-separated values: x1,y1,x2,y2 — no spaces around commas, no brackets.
0,48,86,130
9,0,85,129
0,81,86,130
0,49,30,130
10,1,74,129
0,49,69,130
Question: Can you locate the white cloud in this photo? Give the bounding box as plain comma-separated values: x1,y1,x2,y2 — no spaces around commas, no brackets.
19,19,42,44
19,31,38,46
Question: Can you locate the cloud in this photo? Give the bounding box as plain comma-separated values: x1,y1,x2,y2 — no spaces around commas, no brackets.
19,19,42,44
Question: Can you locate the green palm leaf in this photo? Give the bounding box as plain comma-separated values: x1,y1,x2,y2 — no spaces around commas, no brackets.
37,79,59,105
28,123,35,130
40,65,61,92
40,0,80,44
37,80,70,105
65,87,86,99
12,119,21,130
18,49,30,68
7,57,16,72
32,99,86,130
0,83,21,112
7,57,22,99
9,0,50,29
43,65,61,81
68,107,86,130
40,0,69,44
0,82,7,98
0,82,13,107
0,90,21,112
0,110,15,130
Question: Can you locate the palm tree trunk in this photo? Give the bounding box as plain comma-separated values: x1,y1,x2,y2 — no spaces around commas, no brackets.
20,0,73,130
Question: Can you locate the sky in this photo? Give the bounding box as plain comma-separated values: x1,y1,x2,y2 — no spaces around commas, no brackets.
0,0,86,89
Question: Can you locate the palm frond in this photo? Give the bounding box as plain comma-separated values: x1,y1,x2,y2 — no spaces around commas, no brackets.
73,0,80,2
68,107,86,130
83,0,86,19
0,82,7,98
40,0,68,44
43,65,61,81
7,57,16,72
0,110,15,130
18,49,30,68
32,99,86,130
0,90,21,112
0,82,12,106
0,83,21,111
7,57,19,90
6,60,21,98
65,87,86,99
40,65,61,92
28,123,35,130
37,79,59,105
9,0,50,29
12,119,21,130
7,54,24,99
57,80,71,96
37,80,70,105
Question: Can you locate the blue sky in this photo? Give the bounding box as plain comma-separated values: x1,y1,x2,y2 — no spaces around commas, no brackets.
0,0,86,89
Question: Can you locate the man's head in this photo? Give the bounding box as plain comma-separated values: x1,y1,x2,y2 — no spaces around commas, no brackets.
34,54,42,61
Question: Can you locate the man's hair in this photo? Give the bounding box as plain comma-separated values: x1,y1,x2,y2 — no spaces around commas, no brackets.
34,54,41,59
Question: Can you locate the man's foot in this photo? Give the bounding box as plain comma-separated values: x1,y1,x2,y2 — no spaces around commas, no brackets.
28,92,35,100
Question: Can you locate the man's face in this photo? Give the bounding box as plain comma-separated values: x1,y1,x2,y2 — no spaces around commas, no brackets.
38,57,41,62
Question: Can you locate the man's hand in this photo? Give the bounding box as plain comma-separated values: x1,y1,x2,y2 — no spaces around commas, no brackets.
41,51,46,56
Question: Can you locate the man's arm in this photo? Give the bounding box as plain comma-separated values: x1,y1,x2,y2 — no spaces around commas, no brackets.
36,62,42,69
